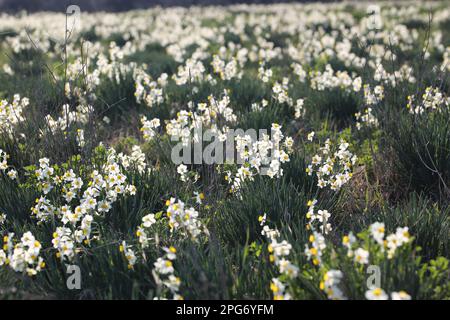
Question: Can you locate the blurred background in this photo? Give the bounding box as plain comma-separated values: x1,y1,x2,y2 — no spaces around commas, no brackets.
0,0,338,13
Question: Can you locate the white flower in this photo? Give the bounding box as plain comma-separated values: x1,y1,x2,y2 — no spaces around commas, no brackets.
142,213,156,228
3,232,44,275
163,246,177,260
120,241,137,269
395,227,411,245
194,191,204,205
140,116,160,140
391,291,411,300
354,248,369,264
294,99,305,118
177,164,188,182
369,222,385,245
7,169,17,180
154,257,174,274
278,259,299,278
322,270,346,300
317,210,331,223
365,287,388,300
163,274,181,292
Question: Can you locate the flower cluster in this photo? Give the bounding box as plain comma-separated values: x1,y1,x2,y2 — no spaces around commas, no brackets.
43,104,93,136
363,85,384,106
166,110,200,147
258,63,273,83
228,123,293,193
272,78,293,106
153,246,183,300
134,70,166,108
304,231,327,266
0,232,45,276
177,164,189,182
117,145,148,175
305,199,332,235
31,148,136,261
0,94,28,135
306,219,415,300
119,241,137,269
211,55,241,81
310,65,360,93
294,98,305,119
260,214,298,300
135,213,157,249
355,107,379,130
140,116,161,141
0,1,448,301
353,84,383,130
407,87,447,114
365,288,411,301
165,198,204,240
173,59,205,85
320,270,346,300
343,222,412,262
307,139,357,190
0,149,17,180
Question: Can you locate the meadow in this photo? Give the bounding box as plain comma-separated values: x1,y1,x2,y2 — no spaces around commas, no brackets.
0,2,449,300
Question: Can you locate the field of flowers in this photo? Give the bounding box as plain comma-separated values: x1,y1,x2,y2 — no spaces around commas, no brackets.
0,2,449,300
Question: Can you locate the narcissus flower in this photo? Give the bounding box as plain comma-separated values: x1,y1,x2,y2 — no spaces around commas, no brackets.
365,287,388,300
